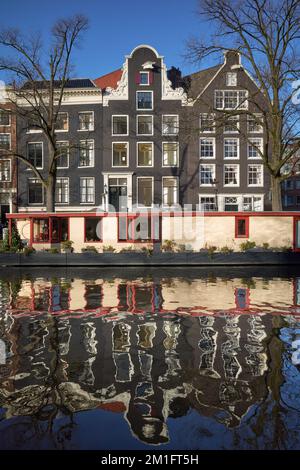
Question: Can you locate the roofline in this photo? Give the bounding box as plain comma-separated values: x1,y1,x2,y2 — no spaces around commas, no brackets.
126,44,163,59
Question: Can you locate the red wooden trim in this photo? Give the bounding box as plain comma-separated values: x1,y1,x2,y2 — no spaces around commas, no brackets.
84,216,103,243
235,216,249,238
8,218,12,247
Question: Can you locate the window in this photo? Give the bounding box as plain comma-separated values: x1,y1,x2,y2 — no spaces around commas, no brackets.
139,71,149,85
28,142,43,168
137,91,153,110
118,215,160,242
55,178,69,204
113,142,128,167
286,195,294,206
80,177,95,204
199,113,215,133
226,72,237,86
85,217,102,242
112,115,128,135
235,216,249,238
200,138,215,158
33,218,49,242
137,142,153,166
296,180,300,190
163,177,178,206
162,142,179,167
0,160,11,182
79,112,94,131
224,164,239,186
27,118,42,133
0,110,10,126
200,196,217,211
224,138,239,159
79,140,94,167
224,115,239,133
28,179,43,204
248,114,263,133
32,217,68,243
285,180,294,190
137,178,153,207
55,112,68,131
297,196,300,206
214,90,248,109
162,115,179,135
243,196,263,211
224,196,238,211
248,138,263,159
137,115,153,135
0,134,11,150
56,142,69,168
200,164,215,186
248,164,263,186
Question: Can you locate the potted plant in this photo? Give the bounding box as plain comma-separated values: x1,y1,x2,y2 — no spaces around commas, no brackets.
61,240,74,253
102,245,116,253
81,245,98,253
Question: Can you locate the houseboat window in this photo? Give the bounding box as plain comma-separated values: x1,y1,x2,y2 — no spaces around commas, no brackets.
33,218,49,242
85,217,102,242
235,217,249,238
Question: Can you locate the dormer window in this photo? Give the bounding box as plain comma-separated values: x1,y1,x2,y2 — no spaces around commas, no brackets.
140,71,149,85
226,72,237,86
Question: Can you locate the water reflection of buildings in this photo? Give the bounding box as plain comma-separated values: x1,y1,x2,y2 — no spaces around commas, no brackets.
0,276,299,447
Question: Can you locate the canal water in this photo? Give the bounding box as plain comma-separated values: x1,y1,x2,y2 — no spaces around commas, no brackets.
0,266,300,450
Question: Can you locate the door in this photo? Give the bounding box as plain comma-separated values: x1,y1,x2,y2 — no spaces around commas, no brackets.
0,205,10,225
108,178,128,212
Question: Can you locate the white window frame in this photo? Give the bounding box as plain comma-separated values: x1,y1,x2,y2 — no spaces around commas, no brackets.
136,115,153,136
248,164,264,187
162,176,179,207
0,159,11,182
242,195,264,211
162,141,179,167
224,164,240,187
199,113,215,134
214,90,248,110
199,137,216,159
136,141,154,167
226,72,237,86
247,114,263,133
0,133,11,150
112,142,129,168
55,112,69,132
248,137,263,159
136,176,154,208
162,114,179,135
0,110,11,127
139,71,150,86
56,141,69,169
28,178,44,205
112,115,129,136
199,163,216,187
27,141,43,170
136,91,153,111
223,115,239,134
80,177,95,204
78,139,95,168
78,111,94,132
55,177,69,204
224,138,240,159
199,195,217,212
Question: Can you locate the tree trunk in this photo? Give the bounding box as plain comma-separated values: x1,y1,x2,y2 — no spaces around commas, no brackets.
271,175,283,211
46,173,56,212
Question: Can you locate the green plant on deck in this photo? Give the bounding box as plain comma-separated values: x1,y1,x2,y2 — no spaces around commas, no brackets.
81,245,98,253
119,246,136,253
61,240,74,252
45,248,59,254
0,223,23,252
102,245,116,253
23,246,35,256
240,240,256,251
139,247,153,256
206,245,217,256
262,242,270,250
162,240,177,252
220,246,234,254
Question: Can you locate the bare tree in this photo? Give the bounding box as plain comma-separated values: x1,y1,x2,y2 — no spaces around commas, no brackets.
0,14,88,211
187,0,300,210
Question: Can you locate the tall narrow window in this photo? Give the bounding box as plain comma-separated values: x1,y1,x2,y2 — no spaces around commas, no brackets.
79,140,94,167
80,178,95,204
55,112,68,131
200,164,215,186
235,217,249,238
0,110,10,126
200,138,215,158
137,115,153,135
199,113,215,133
137,142,153,166
0,160,11,182
163,178,178,206
224,115,239,133
79,112,94,131
0,134,11,150
224,164,239,186
136,91,153,110
248,164,263,186
248,114,263,133
224,138,239,159
28,142,43,168
113,142,128,166
137,178,153,207
55,178,69,204
56,142,69,168
248,138,263,159
226,72,237,86
112,116,128,135
162,142,179,167
162,115,179,135
28,179,43,204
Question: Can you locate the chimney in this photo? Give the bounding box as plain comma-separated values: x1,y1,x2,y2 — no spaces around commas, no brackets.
224,50,241,67
167,66,182,89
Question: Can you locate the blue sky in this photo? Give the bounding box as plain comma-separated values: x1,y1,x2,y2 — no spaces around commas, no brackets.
0,0,215,79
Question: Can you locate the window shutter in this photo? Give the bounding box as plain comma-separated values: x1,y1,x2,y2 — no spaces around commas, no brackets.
149,71,154,84
135,72,140,85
